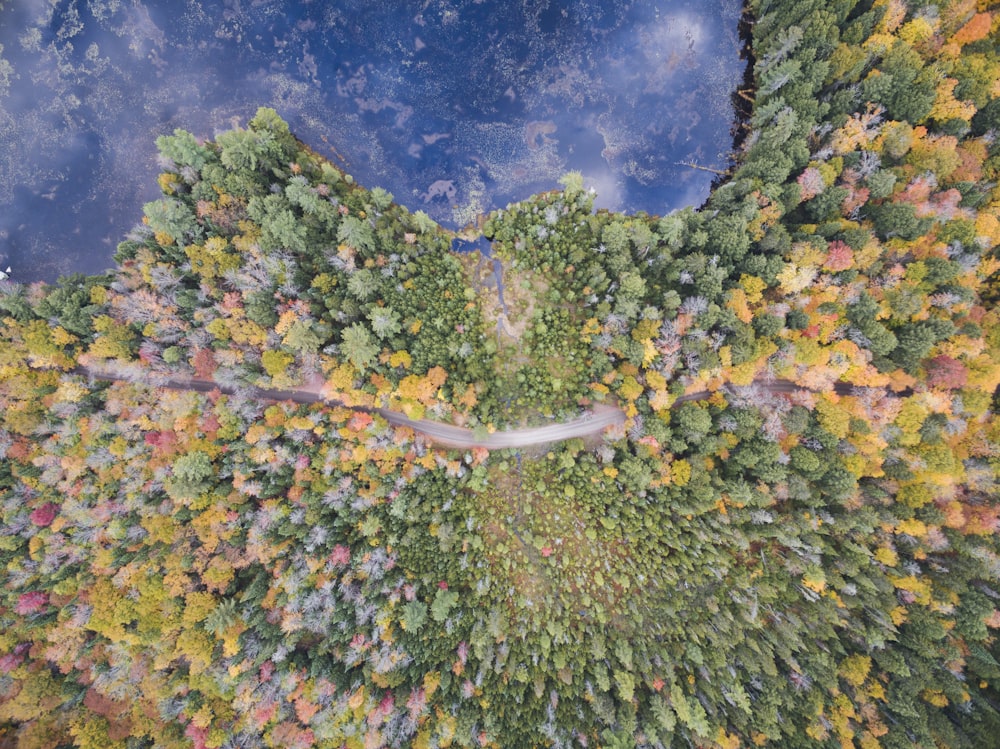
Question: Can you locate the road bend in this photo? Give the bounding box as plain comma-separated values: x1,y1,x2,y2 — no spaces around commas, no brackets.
69,367,903,450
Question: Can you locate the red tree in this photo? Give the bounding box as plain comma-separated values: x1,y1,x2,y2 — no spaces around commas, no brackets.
926,355,968,389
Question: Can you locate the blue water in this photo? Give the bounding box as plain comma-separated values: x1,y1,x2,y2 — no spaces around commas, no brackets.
0,0,742,283
450,236,494,255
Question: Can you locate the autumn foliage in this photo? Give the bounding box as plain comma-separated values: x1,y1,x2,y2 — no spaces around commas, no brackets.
2,1,1000,746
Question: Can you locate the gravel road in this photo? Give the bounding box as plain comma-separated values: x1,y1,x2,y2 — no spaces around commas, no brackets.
72,367,904,450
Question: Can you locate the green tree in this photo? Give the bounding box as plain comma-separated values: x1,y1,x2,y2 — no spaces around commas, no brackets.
248,194,308,252
245,291,279,327
168,450,214,499
340,323,378,369
890,320,954,373
868,201,930,241
263,208,307,253
401,600,428,632
862,42,937,124
347,269,378,301
673,402,713,444
618,271,647,302
155,128,213,172
431,588,459,622
35,273,109,337
368,306,401,340
369,187,394,211
282,321,325,353
411,210,437,234
285,175,323,214
144,198,200,245
707,213,751,261
216,128,263,172
337,216,375,255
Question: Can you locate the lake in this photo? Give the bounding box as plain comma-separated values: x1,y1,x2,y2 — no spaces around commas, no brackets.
0,0,743,283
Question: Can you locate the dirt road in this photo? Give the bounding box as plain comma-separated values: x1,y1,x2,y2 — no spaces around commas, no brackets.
71,367,900,450
378,404,625,449
71,367,627,448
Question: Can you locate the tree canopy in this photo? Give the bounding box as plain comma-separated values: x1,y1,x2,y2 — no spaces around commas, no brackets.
2,1,1000,746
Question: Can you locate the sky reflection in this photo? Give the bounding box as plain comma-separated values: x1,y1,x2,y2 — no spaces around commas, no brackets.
0,0,743,283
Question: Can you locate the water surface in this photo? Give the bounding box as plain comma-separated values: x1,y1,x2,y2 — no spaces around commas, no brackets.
0,0,742,283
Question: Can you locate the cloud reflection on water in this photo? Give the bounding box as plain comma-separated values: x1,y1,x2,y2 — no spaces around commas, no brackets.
0,0,742,283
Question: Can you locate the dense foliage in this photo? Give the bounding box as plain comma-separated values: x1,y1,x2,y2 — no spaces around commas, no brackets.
2,1,1000,747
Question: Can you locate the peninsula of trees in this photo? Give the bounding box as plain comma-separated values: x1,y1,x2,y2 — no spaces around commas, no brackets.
2,1,1000,747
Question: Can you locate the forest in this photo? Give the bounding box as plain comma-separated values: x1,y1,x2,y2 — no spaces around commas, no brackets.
1,0,1000,747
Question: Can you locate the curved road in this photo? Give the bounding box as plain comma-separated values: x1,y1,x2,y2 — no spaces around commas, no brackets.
70,366,627,449
71,367,902,450
379,405,625,449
